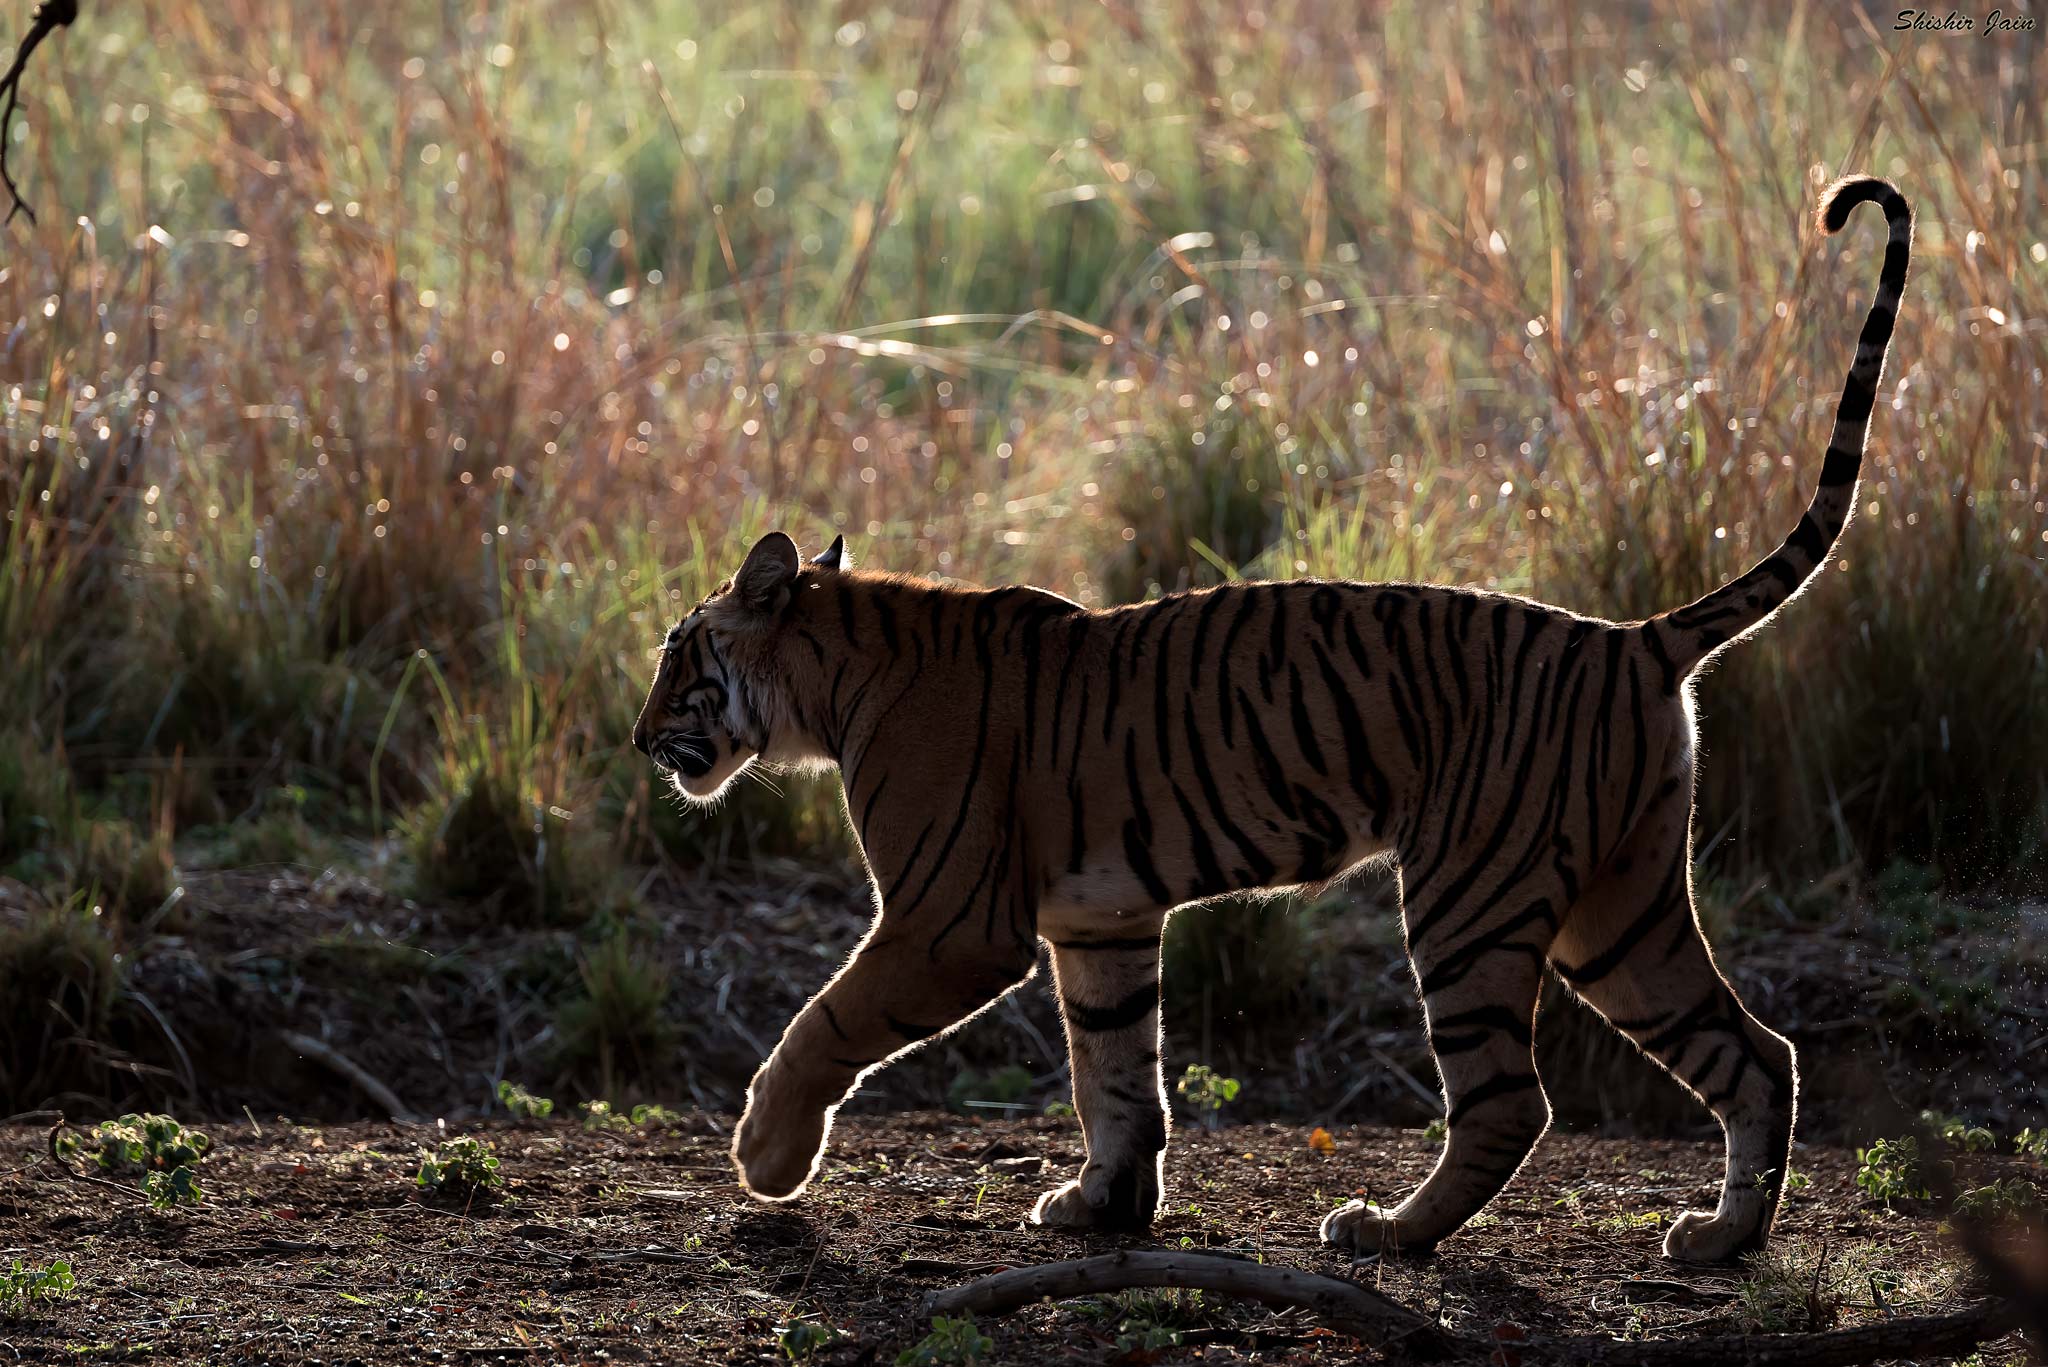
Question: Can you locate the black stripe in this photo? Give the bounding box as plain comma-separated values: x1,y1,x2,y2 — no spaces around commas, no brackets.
837,582,861,646
1215,588,1261,747
1051,936,1160,953
1559,859,1687,987
1189,587,1229,690
1236,687,1300,821
1182,702,1278,885
872,590,900,654
886,1013,938,1042
1169,780,1228,899
1446,1072,1541,1126
1429,1004,1534,1048
1310,638,1390,828
1287,663,1328,774
1121,730,1174,906
1065,984,1158,1033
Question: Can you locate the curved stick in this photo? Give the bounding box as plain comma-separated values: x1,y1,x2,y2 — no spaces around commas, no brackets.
1536,1299,2019,1367
922,1249,1458,1358
281,1030,422,1124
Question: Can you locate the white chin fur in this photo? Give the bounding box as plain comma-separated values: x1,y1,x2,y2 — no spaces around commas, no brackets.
671,755,752,804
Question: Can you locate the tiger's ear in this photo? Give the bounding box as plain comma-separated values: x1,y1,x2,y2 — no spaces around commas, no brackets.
734,531,801,614
811,535,847,571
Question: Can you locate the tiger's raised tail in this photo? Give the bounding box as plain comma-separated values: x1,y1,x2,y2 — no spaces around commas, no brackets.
1645,175,1913,677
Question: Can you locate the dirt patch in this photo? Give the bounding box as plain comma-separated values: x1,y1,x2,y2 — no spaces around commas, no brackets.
2,1115,2024,1365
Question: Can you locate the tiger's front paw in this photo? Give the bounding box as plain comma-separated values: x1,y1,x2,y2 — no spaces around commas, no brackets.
1319,1200,1436,1259
730,1077,831,1202
1033,1159,1160,1232
1662,1207,1769,1263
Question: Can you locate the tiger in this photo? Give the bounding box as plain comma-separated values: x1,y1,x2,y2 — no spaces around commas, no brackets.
632,176,1911,1262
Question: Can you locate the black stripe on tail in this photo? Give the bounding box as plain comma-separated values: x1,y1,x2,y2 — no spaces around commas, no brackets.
1645,176,1913,677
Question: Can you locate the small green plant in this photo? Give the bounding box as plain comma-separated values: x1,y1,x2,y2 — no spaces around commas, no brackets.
416,1136,503,1202
0,1259,75,1318
1175,1065,1240,1129
1921,1111,1997,1153
497,1080,555,1120
55,1113,211,1205
2012,1127,2047,1161
577,1099,679,1131
1784,1167,1812,1192
1105,1288,1207,1353
1116,1322,1182,1353
579,1099,630,1132
895,1315,992,1366
144,1167,204,1210
777,1319,841,1361
1952,1178,2043,1223
1854,1137,1931,1205
1736,1238,1848,1333
1042,1099,1076,1119
630,1103,681,1127
1422,1117,1448,1145
1596,1211,1663,1235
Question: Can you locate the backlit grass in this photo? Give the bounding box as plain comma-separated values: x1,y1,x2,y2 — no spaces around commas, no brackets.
0,0,2039,904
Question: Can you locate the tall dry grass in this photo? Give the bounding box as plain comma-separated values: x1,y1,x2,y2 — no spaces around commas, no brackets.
0,0,2039,909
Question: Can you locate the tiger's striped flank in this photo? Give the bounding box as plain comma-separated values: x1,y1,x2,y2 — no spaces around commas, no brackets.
633,178,1911,1263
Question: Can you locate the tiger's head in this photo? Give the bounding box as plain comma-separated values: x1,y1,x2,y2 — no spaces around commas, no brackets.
632,530,844,803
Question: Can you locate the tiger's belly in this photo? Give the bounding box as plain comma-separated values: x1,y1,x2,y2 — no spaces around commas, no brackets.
1039,824,1392,935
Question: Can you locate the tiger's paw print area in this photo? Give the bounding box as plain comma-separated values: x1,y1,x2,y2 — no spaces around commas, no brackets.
1320,1200,1437,1260
731,1092,835,1203
1031,1161,1163,1232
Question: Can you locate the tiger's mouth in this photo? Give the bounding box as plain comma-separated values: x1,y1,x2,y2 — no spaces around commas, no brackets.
650,731,717,780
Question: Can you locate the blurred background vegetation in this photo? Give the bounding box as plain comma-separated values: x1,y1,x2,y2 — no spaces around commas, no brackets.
0,0,2041,1135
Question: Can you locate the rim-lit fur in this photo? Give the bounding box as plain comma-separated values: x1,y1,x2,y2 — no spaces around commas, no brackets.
637,179,1911,1262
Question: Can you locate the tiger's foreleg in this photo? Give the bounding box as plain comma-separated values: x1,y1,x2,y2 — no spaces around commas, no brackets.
1033,931,1169,1231
732,918,1037,1203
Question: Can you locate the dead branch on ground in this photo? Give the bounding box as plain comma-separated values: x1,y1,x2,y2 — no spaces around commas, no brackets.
930,1247,2030,1365
923,1249,1457,1358
1533,1298,2020,1366
280,1031,422,1124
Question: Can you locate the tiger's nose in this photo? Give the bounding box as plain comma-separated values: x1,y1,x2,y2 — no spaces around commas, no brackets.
631,723,651,755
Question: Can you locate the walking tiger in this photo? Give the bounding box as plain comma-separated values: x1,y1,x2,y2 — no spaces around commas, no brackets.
632,176,1911,1261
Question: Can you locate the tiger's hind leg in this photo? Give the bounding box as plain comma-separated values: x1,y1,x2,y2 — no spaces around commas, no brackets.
1323,878,1559,1258
1033,930,1168,1232
1552,772,1798,1263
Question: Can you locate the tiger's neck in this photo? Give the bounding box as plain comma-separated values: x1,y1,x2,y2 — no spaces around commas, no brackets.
752,569,934,771
768,573,1087,784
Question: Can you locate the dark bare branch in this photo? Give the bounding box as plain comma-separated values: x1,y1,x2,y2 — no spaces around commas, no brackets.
922,1249,1460,1358
1533,1299,2020,1367
930,1249,2028,1366
0,0,78,225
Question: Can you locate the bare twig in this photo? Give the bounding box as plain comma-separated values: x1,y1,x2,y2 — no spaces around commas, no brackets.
1531,1299,2020,1367
931,1248,2025,1367
280,1030,422,1123
0,0,77,225
923,1250,1458,1358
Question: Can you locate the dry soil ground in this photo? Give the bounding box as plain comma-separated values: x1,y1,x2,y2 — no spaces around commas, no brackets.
1,1114,2029,1366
